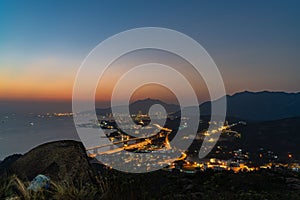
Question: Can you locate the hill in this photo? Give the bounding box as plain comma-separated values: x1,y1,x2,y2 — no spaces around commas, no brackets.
96,98,179,116
200,91,300,121
5,140,96,184
234,116,300,159
97,91,300,121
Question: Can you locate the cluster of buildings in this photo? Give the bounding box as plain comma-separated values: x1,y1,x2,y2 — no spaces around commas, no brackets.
81,112,300,174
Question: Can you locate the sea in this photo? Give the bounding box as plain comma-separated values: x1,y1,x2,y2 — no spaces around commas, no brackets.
0,113,79,160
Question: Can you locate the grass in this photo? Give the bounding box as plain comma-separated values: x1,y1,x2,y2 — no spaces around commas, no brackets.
0,175,102,200
1,170,300,200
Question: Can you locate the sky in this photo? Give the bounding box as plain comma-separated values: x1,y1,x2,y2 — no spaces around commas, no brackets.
0,0,300,111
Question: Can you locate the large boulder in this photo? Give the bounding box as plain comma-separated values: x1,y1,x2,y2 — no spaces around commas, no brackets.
9,140,96,185
0,154,22,175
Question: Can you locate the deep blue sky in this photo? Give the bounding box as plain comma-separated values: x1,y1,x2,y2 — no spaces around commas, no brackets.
0,0,300,104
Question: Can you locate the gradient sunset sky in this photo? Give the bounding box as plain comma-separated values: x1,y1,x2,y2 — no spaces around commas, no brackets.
1,0,300,110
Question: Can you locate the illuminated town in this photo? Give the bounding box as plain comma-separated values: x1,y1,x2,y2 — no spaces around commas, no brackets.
28,110,300,174
60,110,300,174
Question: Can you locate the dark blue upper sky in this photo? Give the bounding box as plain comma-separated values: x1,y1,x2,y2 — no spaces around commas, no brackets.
0,0,300,101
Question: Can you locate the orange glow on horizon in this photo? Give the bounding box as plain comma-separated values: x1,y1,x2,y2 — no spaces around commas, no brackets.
0,57,77,101
0,73,74,101
0,52,211,103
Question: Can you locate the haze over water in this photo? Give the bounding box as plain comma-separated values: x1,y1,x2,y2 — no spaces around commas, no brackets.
0,113,79,160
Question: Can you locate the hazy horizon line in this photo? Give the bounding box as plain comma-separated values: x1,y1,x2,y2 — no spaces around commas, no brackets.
0,89,299,114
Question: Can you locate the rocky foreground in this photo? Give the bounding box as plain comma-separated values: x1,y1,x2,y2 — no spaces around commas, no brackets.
0,140,300,199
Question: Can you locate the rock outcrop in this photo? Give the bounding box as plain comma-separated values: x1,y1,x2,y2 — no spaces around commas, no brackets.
8,140,96,185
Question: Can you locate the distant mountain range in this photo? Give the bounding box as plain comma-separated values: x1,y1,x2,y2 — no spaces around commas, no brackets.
96,91,300,121
200,91,300,121
96,98,179,116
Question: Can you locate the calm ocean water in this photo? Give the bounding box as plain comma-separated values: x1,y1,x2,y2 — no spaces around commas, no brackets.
0,113,80,160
